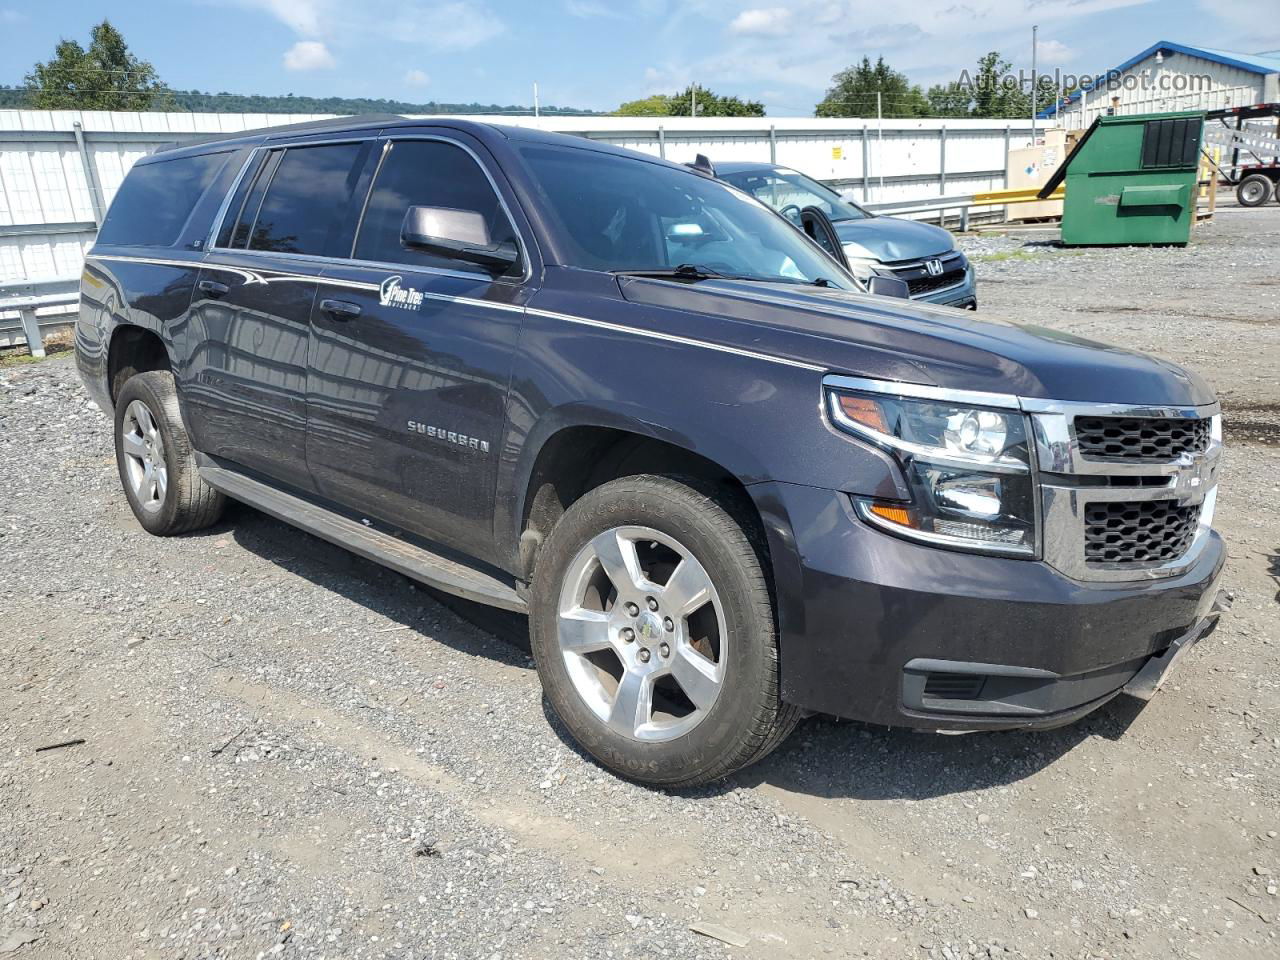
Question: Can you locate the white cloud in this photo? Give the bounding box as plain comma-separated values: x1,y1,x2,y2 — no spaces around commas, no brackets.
1036,39,1073,65
236,0,504,51
242,0,325,36
283,39,336,70
634,0,1161,114
404,68,431,87
385,2,504,51
728,7,791,36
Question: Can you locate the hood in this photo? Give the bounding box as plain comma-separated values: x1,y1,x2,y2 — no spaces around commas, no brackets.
835,216,957,263
613,276,1214,406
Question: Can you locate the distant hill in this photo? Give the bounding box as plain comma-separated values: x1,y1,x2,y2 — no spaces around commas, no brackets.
0,86,599,116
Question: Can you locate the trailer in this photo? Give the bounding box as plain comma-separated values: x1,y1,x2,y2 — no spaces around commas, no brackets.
1203,103,1280,206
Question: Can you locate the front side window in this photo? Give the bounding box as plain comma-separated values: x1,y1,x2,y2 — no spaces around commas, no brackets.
354,139,519,274
97,151,229,247
721,168,870,225
518,146,852,287
229,142,363,255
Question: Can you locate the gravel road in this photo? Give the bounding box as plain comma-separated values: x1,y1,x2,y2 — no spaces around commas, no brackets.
1,202,1277,960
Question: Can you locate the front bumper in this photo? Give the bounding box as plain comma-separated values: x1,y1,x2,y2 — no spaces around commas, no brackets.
752,481,1227,731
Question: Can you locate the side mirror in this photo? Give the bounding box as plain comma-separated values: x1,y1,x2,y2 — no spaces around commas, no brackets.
401,205,519,271
868,275,910,299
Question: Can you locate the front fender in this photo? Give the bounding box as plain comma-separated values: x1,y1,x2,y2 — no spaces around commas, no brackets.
493,296,909,569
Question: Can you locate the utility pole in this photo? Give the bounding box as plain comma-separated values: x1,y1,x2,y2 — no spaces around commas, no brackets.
533,81,540,119
691,82,697,117
876,91,884,194
1031,24,1038,144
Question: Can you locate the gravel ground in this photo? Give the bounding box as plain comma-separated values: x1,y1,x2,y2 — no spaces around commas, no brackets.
1,201,1277,960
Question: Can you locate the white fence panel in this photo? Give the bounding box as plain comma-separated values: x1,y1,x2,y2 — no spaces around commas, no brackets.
0,109,1049,291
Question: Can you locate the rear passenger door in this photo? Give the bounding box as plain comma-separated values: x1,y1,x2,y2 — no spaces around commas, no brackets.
306,134,533,559
183,139,371,493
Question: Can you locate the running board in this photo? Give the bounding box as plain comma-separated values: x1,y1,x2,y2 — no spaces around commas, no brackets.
198,464,527,613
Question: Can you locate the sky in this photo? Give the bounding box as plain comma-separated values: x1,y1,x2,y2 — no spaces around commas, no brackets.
1,0,1277,116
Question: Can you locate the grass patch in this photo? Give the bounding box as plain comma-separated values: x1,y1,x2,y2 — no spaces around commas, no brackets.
970,249,1045,263
0,341,74,367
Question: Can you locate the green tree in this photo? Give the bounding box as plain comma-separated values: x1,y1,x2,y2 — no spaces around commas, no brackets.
615,94,675,116
23,20,169,110
615,85,765,117
925,80,974,118
815,57,927,118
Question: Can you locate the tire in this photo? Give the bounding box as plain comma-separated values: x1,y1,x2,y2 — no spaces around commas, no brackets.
114,370,225,536
529,475,800,788
1236,174,1273,207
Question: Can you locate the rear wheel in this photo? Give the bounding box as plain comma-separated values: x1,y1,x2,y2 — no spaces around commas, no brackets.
1236,174,1273,207
529,475,800,788
114,370,225,535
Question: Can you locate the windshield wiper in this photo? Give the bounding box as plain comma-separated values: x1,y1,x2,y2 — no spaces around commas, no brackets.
613,263,729,281
613,263,783,284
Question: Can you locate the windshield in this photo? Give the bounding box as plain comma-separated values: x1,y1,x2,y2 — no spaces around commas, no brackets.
720,167,871,225
517,145,852,288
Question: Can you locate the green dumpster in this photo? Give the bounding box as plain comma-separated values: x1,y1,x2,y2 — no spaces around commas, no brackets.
1038,110,1204,246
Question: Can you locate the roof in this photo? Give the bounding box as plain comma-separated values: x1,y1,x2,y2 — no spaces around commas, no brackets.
1039,40,1280,119
152,114,708,178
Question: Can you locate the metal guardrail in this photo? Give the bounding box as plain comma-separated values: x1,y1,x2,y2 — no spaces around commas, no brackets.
0,278,79,358
861,185,1067,230
863,194,990,229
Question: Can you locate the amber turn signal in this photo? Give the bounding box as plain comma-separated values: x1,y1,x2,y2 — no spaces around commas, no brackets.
867,503,917,528
836,394,889,433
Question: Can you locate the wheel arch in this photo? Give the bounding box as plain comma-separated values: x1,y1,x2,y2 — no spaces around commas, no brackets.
512,411,770,585
106,324,174,406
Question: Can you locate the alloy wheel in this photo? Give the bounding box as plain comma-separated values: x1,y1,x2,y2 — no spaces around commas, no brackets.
121,399,168,512
556,525,726,742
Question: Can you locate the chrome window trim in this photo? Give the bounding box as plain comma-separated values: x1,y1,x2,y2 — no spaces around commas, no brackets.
207,134,535,286
204,149,260,252
206,134,376,256
346,133,535,286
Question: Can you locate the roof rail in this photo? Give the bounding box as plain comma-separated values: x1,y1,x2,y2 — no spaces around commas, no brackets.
155,113,406,152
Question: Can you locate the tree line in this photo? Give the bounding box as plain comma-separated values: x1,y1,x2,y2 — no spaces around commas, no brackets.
13,21,1061,120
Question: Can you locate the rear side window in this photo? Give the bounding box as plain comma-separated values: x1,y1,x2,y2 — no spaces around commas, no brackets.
354,139,518,274
97,152,228,247
222,142,363,255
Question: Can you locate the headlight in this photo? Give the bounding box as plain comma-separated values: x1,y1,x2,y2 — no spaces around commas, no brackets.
842,251,883,283
826,386,1037,556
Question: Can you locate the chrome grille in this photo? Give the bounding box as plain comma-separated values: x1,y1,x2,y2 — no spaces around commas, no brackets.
1084,500,1201,565
1031,402,1220,582
1075,415,1212,461
881,251,967,299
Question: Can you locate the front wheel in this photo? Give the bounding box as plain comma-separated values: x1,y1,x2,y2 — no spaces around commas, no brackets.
529,475,800,788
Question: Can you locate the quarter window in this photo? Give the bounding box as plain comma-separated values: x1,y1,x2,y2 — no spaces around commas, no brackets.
354,140,519,274
97,151,229,247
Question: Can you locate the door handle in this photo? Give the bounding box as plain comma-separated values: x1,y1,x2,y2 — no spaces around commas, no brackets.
320,298,362,320
198,279,229,297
